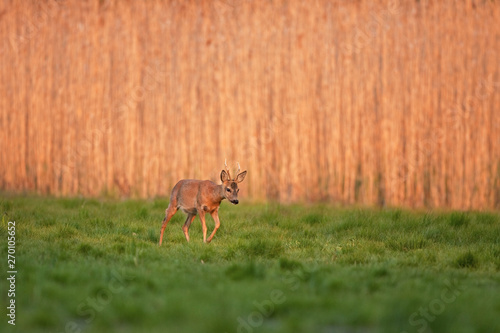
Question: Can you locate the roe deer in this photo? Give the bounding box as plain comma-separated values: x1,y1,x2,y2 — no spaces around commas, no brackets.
159,162,247,245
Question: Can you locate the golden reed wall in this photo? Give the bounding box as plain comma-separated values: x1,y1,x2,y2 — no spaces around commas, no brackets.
1,0,499,209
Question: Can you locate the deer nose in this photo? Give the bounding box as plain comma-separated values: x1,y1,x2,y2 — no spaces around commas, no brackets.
231,200,239,205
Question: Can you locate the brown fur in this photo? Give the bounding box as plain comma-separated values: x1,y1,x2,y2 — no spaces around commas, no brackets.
159,166,247,245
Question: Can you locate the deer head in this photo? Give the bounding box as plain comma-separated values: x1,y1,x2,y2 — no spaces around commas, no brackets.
221,161,247,204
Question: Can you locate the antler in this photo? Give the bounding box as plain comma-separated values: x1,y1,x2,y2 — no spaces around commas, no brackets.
224,158,232,180
236,162,241,176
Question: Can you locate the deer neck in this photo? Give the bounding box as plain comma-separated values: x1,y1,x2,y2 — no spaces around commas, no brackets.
218,184,227,202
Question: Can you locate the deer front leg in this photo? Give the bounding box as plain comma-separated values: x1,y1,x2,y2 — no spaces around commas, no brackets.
207,209,220,243
182,214,195,242
198,211,208,243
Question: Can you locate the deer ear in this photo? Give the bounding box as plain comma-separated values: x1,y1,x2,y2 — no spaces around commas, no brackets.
235,171,247,183
221,170,230,182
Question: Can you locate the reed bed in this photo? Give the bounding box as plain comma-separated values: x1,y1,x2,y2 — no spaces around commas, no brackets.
1,0,499,209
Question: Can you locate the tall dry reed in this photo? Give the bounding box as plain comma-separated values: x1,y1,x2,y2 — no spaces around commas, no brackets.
1,0,499,209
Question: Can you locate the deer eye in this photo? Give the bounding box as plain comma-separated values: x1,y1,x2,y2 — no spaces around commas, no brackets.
226,188,231,192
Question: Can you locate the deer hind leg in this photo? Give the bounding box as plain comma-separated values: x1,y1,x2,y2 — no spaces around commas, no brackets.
182,214,196,242
207,209,220,243
198,211,208,243
159,204,177,246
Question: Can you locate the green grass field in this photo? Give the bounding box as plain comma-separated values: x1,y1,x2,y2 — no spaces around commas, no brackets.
1,195,500,333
